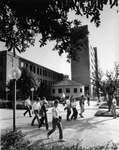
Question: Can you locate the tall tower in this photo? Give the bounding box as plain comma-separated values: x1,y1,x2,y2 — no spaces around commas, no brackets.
71,25,98,98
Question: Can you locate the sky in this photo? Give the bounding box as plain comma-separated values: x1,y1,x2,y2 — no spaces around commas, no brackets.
0,3,119,78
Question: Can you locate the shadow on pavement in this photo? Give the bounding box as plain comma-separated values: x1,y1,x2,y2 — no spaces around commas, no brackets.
19,115,113,146
62,117,113,132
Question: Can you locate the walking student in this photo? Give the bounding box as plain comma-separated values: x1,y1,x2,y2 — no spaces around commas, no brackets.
47,100,64,142
31,97,41,126
23,96,32,117
111,96,117,119
64,96,71,121
79,95,85,118
87,93,90,106
70,98,78,120
39,97,49,130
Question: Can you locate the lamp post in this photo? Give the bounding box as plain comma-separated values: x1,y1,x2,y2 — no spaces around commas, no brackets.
8,67,21,131
31,87,34,104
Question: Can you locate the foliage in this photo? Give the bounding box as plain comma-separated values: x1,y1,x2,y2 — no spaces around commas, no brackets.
7,68,39,100
36,82,51,100
1,128,119,150
0,0,118,61
0,100,13,108
1,128,31,150
92,62,119,110
0,87,5,99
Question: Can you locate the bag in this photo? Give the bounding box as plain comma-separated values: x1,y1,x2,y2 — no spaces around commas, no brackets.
39,109,44,116
58,116,62,122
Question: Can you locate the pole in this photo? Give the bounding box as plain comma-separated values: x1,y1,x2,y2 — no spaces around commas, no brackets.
13,79,16,131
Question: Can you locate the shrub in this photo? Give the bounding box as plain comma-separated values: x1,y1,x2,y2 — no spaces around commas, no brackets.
1,129,119,150
16,103,26,110
1,128,31,150
0,100,13,109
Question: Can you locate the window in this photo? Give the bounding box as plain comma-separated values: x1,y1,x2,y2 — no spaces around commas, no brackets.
58,88,62,93
74,88,77,93
25,63,28,68
80,88,82,93
33,66,36,73
21,62,24,67
66,88,70,93
0,56,3,66
30,65,32,71
40,68,42,75
37,67,39,74
48,72,50,77
52,89,55,94
43,70,47,76
0,72,2,81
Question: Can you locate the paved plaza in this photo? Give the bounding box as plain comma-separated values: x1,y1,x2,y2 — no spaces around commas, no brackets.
1,101,119,148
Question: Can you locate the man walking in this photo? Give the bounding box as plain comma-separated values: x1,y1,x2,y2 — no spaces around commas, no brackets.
31,97,41,126
39,97,49,130
79,95,86,118
111,96,117,119
23,96,32,117
47,100,64,142
64,96,71,121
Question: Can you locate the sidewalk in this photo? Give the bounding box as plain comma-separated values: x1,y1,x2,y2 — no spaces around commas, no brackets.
1,101,119,148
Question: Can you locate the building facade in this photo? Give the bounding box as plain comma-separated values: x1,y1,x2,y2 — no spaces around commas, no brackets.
0,50,63,93
71,25,99,98
51,78,84,98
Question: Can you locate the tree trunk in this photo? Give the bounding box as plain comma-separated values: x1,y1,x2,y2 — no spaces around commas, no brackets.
107,97,112,111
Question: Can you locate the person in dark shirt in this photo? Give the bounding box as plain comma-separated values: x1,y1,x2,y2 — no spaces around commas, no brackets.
39,97,49,130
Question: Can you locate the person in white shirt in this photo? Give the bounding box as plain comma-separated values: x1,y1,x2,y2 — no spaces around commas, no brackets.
47,100,64,142
64,96,71,121
31,97,41,126
23,96,32,117
111,96,117,119
70,98,78,120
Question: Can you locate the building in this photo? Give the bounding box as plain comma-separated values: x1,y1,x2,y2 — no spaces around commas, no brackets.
51,76,84,98
0,50,63,95
71,25,99,98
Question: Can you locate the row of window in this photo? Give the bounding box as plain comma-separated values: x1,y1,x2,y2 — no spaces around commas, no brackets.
39,79,55,86
52,88,82,94
21,61,62,80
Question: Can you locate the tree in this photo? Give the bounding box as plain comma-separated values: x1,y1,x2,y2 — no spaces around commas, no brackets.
0,0,118,61
93,62,119,111
7,68,39,100
36,82,51,100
